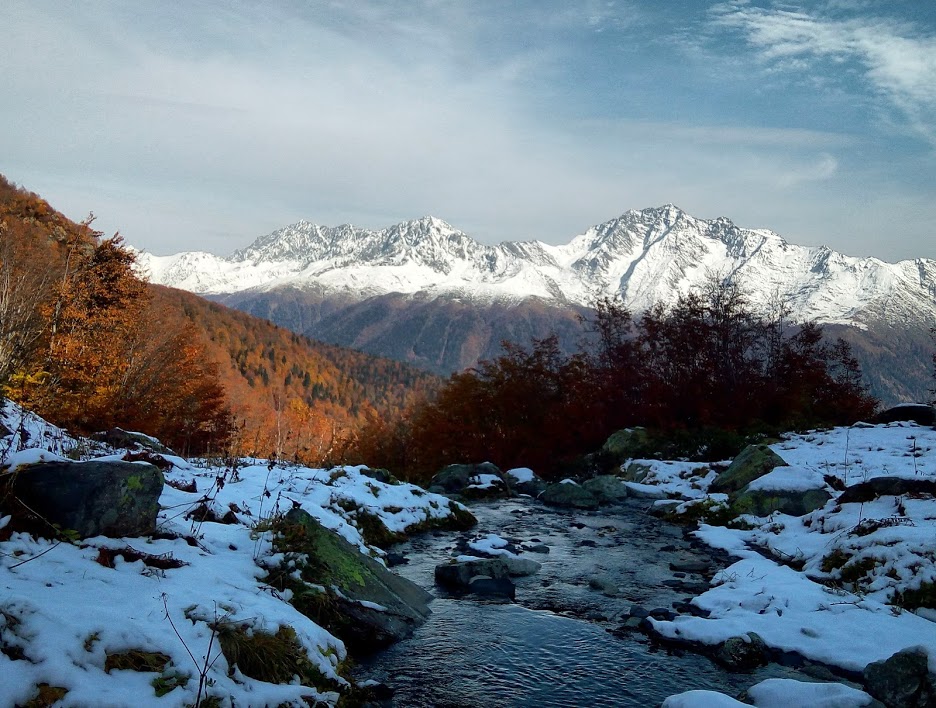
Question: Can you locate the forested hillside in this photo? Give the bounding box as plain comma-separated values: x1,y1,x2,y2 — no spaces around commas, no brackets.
0,175,439,459
152,285,439,460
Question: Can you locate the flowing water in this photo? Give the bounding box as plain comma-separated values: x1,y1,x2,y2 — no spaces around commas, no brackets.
357,498,803,707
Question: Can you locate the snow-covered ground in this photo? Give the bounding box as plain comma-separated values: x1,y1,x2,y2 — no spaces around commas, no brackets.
0,399,466,707
641,421,936,705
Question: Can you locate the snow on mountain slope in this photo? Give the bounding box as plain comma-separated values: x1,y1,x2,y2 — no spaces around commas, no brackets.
136,206,936,327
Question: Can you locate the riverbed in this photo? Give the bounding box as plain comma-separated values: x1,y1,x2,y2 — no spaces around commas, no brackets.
357,498,810,706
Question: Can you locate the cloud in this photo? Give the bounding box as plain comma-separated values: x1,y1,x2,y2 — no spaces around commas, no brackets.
709,2,936,147
1,1,934,263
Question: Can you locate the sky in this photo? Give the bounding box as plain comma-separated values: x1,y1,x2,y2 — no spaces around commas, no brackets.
2,1,935,261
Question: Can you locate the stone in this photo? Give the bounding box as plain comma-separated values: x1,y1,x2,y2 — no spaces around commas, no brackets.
385,552,408,567
873,404,936,427
619,462,652,483
468,576,515,600
501,557,542,576
863,647,936,708
360,467,397,484
540,481,600,510
582,475,629,504
732,487,832,517
709,445,788,495
523,543,550,554
714,632,769,671
839,477,936,504
505,467,548,497
588,575,618,595
427,462,509,499
2,461,163,539
90,428,173,454
435,557,540,589
601,428,650,459
276,509,433,654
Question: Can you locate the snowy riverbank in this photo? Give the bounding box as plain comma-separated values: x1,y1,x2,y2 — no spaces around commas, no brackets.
638,421,936,706
0,399,470,707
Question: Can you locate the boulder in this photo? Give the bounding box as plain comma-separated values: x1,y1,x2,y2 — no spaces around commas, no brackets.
582,475,629,504
540,481,599,510
602,428,650,460
275,508,433,653
873,404,936,427
709,445,788,495
427,462,509,499
1,461,163,539
732,487,832,517
863,647,936,707
619,462,652,483
714,632,769,671
435,558,511,589
588,575,618,596
435,556,540,590
839,477,936,504
505,467,548,497
90,428,173,454
360,467,398,484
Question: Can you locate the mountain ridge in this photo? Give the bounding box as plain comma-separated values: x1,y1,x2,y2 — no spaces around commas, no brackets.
138,205,936,331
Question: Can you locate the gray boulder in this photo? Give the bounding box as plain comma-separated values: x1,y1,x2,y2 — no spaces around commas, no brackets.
619,462,652,483
863,648,936,707
540,481,599,510
582,475,629,504
602,428,650,459
2,461,163,539
90,428,173,454
732,487,831,517
427,462,509,499
710,445,788,495
839,477,936,504
505,467,548,497
714,632,769,671
276,508,433,653
435,556,540,590
873,404,936,427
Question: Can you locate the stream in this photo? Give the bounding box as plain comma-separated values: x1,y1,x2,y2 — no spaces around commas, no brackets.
356,497,808,707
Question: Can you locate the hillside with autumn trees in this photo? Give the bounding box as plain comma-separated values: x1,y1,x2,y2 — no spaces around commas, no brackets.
0,175,439,459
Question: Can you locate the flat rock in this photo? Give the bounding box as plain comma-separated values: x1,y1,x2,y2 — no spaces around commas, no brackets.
2,460,163,539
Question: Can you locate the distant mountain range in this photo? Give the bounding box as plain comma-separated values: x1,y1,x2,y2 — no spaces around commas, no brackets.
137,206,936,404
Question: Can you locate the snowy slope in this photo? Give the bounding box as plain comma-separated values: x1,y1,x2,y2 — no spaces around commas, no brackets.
136,206,936,327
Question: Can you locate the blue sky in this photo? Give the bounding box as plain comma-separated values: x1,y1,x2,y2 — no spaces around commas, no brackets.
2,1,935,260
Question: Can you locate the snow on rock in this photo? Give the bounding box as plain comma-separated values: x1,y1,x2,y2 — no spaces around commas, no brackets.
505,467,536,484
663,678,876,707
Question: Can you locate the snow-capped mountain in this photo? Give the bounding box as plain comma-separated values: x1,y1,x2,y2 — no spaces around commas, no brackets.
139,205,936,328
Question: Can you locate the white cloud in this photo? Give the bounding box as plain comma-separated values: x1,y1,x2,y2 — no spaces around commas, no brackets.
710,2,936,147
0,1,934,262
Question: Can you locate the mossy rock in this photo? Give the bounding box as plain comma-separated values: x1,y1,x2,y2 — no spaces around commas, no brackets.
1,461,164,539
581,475,629,504
267,509,433,653
601,429,650,460
540,482,599,510
709,445,787,495
730,487,831,518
